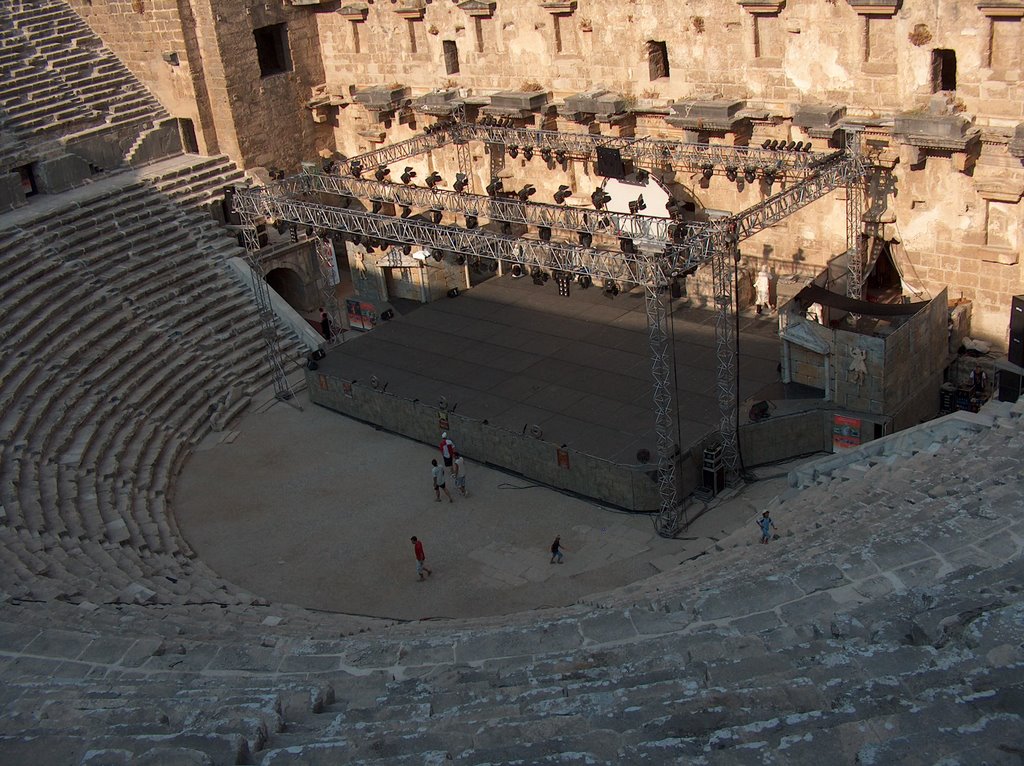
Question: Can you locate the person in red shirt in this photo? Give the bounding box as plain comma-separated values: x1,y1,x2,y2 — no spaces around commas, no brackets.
438,432,457,473
411,536,432,581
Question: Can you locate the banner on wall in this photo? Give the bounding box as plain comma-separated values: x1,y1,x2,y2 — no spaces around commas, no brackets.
346,298,377,331
832,414,862,450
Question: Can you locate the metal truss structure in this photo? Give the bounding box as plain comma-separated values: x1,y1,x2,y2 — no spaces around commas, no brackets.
844,130,867,301
234,123,868,537
314,237,345,348
237,211,295,402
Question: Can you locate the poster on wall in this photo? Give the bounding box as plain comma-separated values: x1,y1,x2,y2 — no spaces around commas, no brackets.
832,414,862,450
346,299,377,331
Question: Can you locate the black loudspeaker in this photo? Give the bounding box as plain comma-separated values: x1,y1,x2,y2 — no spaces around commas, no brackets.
998,368,1022,403
596,147,625,179
306,359,319,371
1009,295,1024,367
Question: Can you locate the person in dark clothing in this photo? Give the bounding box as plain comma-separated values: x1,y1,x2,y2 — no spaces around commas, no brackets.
550,535,566,564
319,308,333,341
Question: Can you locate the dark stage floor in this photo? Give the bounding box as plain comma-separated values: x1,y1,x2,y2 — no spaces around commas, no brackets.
320,275,787,465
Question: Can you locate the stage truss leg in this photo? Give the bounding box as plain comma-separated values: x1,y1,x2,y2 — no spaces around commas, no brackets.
455,137,475,194
314,235,345,347
238,209,295,402
647,266,683,538
712,240,740,482
845,129,865,301
488,141,505,181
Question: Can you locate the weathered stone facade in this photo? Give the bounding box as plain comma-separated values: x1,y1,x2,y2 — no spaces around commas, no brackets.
70,0,1024,344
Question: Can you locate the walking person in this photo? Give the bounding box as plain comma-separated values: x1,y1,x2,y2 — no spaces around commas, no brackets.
453,454,467,497
431,459,453,503
410,536,432,581
439,432,457,474
550,535,566,564
757,511,777,544
319,307,333,342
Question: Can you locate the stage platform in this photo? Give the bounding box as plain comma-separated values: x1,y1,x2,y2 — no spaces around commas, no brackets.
308,275,792,509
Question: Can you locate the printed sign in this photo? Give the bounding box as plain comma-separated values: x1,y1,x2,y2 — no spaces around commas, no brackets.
556,448,570,470
832,414,862,450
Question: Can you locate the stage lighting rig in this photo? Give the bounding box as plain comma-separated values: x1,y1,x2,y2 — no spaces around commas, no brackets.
453,173,469,192
603,279,620,298
530,266,548,285
375,166,390,182
555,149,568,165
553,185,571,204
425,171,443,189
725,165,738,182
517,184,536,201
628,194,646,214
555,271,572,297
540,147,553,163
350,160,364,178
577,273,592,289
401,167,417,184
466,215,478,229
430,207,443,224
744,166,758,183
701,162,714,181
636,168,649,183
400,205,412,218
510,263,525,277
508,144,519,158
761,139,772,149
620,237,635,254
578,231,593,247
591,188,611,209
523,146,534,160
486,177,504,197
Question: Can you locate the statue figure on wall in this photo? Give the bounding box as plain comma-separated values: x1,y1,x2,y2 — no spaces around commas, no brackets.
806,302,823,324
754,266,772,315
849,347,868,386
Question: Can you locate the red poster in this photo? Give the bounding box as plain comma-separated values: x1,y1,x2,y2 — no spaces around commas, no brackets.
556,448,570,470
832,414,862,450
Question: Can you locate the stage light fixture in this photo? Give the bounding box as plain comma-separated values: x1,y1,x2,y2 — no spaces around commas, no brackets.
665,198,682,218
305,225,314,237
402,244,412,255
744,166,758,183
350,160,363,178
510,263,525,278
289,223,299,242
725,165,738,182
523,146,534,160
432,250,444,262
321,160,336,174
453,173,469,192
455,254,466,265
447,287,460,298
761,139,772,149
400,205,412,218
540,147,553,163
591,188,611,209
400,167,417,184
508,144,519,158
486,177,504,197
539,226,551,241
517,184,536,201
603,279,620,298
577,274,592,289
530,266,544,285
620,237,635,254
430,208,443,224
555,272,571,297
636,168,649,183
381,309,395,321
555,149,568,164
701,162,714,181
627,195,646,215
371,200,383,213
763,167,777,187
501,221,513,235
466,215,478,229
375,166,390,182
553,185,571,204
578,231,593,248
425,171,443,189
787,141,798,151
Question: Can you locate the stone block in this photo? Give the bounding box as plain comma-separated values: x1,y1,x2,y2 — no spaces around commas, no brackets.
486,90,550,113
1009,122,1024,158
413,88,461,115
33,154,92,194
127,118,184,167
561,89,626,117
893,112,979,150
0,171,24,210
792,103,846,132
666,99,746,130
352,85,409,110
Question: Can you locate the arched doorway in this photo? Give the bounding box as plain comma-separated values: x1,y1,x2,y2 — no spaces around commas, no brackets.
865,242,901,302
265,267,308,311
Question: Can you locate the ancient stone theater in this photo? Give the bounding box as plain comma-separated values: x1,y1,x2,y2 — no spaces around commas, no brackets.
0,0,1022,762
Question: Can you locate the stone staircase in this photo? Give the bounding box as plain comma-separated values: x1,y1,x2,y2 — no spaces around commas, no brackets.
0,0,167,153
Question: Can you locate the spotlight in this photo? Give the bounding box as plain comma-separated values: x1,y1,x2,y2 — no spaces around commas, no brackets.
530,266,545,285
425,171,443,189
603,279,620,298
517,184,536,202
466,215,478,229
350,160,363,178
787,141,798,151
665,198,682,218
539,226,551,241
578,231,593,248
555,272,571,297
400,167,417,184
375,166,390,182
763,168,777,187
761,139,772,149
510,263,524,277
725,165,738,182
577,274,592,289
402,244,412,255
768,140,780,151
523,146,534,160
381,309,395,320
453,173,469,192
744,166,758,183
400,205,412,218
540,147,553,163
701,162,714,181
591,188,611,209
432,249,444,261
636,168,649,183
508,144,519,159
320,160,335,174
620,238,635,254
430,208,443,224
555,150,568,165
486,177,504,197
553,185,571,204
627,195,646,215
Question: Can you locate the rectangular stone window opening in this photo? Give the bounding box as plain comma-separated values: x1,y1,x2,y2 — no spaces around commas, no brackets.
254,23,291,77
350,20,361,54
443,40,460,74
16,164,37,197
647,40,669,80
931,48,957,91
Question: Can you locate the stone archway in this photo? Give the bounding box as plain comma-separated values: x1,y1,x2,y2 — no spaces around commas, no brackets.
265,266,309,312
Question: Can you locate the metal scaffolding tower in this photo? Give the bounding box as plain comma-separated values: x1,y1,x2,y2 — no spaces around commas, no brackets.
233,124,866,536
844,128,866,300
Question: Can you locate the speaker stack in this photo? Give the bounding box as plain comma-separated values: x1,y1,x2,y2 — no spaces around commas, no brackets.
1009,294,1024,367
